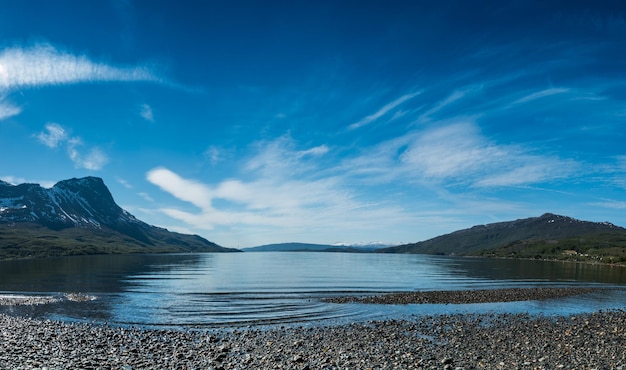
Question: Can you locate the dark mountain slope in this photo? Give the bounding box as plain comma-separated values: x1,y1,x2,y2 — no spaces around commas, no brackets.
0,177,236,259
379,213,626,263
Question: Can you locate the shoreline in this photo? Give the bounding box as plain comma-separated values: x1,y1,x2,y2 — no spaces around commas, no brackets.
466,254,626,268
1,309,624,369
0,286,624,369
323,286,606,305
0,286,608,307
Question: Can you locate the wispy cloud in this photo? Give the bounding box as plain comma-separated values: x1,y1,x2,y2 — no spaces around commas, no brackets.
147,166,400,235
116,177,133,189
589,200,626,210
0,43,159,90
147,167,213,210
204,146,223,165
509,87,570,106
146,138,410,242
297,144,329,157
400,122,505,180
35,123,108,170
36,122,68,148
140,103,154,122
344,120,578,188
0,43,162,120
245,135,325,177
415,88,477,124
0,95,21,120
349,91,421,130
66,138,109,171
146,77,622,244
138,192,155,202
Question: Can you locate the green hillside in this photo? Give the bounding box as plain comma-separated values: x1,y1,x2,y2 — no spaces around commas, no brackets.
380,213,626,265
0,223,235,260
473,231,626,264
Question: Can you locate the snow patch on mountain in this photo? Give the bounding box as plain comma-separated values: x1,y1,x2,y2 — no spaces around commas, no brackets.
0,177,136,229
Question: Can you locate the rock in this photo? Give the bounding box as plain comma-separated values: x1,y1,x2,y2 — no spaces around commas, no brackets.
442,357,454,364
1,308,625,369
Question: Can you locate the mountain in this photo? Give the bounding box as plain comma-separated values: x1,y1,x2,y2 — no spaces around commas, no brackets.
379,213,626,263
0,177,236,259
242,242,389,252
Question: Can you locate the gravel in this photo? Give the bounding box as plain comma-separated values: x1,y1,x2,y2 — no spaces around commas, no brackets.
0,287,624,369
323,287,606,304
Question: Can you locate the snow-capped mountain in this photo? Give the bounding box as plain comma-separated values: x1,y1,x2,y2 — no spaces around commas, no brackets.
242,241,393,252
331,241,396,250
0,177,234,258
0,177,138,230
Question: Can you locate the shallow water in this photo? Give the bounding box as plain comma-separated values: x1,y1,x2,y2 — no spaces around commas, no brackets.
0,252,624,329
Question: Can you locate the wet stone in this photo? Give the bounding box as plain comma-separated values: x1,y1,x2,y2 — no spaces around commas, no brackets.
0,295,625,369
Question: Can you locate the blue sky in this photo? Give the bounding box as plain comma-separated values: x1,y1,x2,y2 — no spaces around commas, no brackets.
1,1,626,248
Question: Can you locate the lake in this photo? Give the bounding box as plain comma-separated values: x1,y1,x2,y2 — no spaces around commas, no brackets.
1,252,624,329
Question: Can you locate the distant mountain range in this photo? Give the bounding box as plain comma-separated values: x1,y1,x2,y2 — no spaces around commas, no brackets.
0,177,235,259
2,177,625,264
379,213,626,264
242,242,390,252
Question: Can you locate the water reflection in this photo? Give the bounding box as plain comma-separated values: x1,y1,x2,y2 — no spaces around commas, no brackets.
0,253,207,322
0,253,624,328
0,253,206,292
449,257,626,285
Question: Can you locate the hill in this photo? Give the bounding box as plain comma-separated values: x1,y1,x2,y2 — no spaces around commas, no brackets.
242,242,387,252
379,213,626,264
0,177,236,259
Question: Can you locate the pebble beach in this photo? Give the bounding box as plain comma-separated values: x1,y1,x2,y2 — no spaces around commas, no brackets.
1,288,624,369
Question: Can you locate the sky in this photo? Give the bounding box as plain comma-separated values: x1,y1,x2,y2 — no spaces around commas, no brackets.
1,1,626,248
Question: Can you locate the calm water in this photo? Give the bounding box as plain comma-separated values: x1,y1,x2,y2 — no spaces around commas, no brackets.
0,252,624,329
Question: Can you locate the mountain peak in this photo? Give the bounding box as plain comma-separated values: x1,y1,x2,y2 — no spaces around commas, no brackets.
381,213,625,255
1,176,128,229
538,213,577,222
1,176,233,258
55,176,105,187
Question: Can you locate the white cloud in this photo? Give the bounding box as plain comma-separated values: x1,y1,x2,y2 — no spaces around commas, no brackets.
138,192,155,202
349,91,421,130
204,146,223,165
344,120,578,188
474,161,573,187
144,124,588,246
36,123,68,148
0,97,21,120
245,135,324,177
116,177,133,189
146,167,213,209
0,43,159,90
0,43,162,120
297,144,329,157
510,88,570,106
400,122,504,179
589,200,626,210
140,103,154,122
35,123,108,170
67,139,108,170
147,168,391,233
415,88,477,124
79,147,108,171
145,136,409,238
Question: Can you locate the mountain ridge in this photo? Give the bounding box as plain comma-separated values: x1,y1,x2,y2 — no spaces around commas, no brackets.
241,242,389,252
379,213,626,263
0,176,236,259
